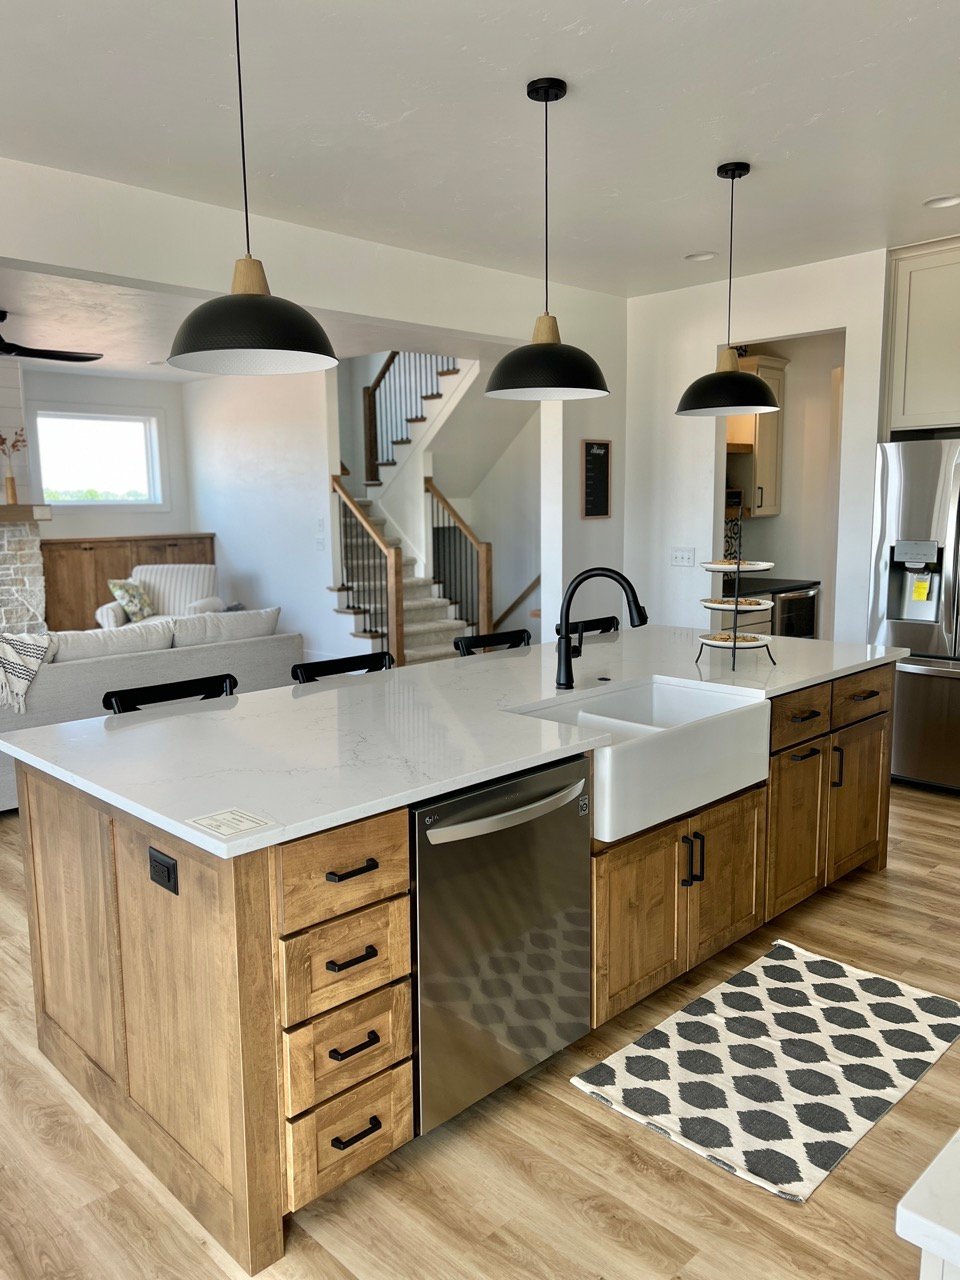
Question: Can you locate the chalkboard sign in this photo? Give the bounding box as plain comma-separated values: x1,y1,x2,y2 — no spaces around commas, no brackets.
581,440,611,519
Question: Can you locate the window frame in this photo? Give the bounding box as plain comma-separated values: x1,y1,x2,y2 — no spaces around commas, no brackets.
27,403,170,512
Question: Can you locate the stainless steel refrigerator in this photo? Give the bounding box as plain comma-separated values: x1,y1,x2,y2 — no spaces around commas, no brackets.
870,439,960,787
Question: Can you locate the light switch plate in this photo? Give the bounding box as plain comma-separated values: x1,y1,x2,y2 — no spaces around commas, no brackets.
670,546,696,568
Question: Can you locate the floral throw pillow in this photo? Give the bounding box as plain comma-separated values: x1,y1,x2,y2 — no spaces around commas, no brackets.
107,579,155,623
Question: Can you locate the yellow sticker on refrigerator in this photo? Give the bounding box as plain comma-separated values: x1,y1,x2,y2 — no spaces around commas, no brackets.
913,575,931,602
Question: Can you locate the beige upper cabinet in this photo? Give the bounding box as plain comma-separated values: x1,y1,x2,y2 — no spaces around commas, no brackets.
886,240,960,433
726,355,787,518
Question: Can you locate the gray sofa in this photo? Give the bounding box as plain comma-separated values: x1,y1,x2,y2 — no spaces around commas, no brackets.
0,622,302,811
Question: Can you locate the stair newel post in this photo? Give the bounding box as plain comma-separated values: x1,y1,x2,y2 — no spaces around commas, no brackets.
387,544,405,666
478,541,493,635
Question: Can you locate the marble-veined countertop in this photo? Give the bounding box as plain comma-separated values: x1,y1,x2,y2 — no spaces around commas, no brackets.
0,626,905,858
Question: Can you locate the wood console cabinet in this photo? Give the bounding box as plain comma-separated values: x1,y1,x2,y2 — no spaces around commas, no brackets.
592,787,766,1026
17,767,413,1274
41,533,215,630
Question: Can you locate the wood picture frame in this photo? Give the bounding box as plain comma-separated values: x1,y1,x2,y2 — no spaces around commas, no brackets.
581,439,612,519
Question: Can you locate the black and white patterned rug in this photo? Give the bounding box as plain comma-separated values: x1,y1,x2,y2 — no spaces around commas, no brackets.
572,940,960,1201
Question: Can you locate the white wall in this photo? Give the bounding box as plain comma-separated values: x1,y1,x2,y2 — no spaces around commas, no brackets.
20,368,192,539
0,157,627,610
739,331,846,637
625,250,887,642
462,411,541,640
183,372,334,661
335,352,388,493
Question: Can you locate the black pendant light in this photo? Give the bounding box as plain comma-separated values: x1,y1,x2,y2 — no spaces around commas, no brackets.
168,0,337,375
486,78,608,402
676,162,778,417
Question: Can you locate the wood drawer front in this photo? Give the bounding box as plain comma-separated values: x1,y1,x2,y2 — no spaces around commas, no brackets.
280,898,411,1027
770,683,833,753
285,1062,413,1211
831,665,894,730
277,809,409,935
283,981,412,1116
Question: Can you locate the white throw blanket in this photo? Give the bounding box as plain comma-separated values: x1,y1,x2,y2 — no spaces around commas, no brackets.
0,632,52,713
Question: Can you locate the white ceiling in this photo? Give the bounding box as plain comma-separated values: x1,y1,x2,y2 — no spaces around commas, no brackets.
2,1,960,299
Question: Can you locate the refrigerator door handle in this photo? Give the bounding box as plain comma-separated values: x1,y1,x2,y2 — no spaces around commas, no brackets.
943,456,960,652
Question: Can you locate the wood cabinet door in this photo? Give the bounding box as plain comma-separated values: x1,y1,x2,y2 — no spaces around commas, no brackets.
41,542,95,630
826,713,891,883
90,541,133,618
173,536,215,563
592,822,688,1026
753,365,784,517
687,788,767,969
766,738,830,919
131,538,170,565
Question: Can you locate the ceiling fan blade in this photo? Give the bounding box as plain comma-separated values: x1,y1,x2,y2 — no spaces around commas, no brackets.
1,342,103,363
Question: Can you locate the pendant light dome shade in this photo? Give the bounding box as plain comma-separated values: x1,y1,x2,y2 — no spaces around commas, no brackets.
168,273,337,376
676,162,777,418
676,350,778,417
485,78,608,402
167,2,337,377
486,315,608,400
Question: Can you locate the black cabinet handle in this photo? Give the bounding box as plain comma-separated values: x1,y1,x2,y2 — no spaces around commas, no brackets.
326,857,379,884
326,944,378,973
790,747,821,762
851,690,880,703
693,831,706,882
757,485,764,508
681,834,696,887
330,1115,382,1151
832,745,845,788
329,1030,381,1062
789,709,821,724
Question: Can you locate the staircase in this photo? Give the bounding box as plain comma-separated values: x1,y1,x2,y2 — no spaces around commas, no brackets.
331,351,493,666
351,497,469,664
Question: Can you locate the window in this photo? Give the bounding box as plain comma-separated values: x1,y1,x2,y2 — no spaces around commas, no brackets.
35,413,162,506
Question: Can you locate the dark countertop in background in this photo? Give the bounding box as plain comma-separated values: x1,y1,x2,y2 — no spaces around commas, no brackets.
723,576,822,596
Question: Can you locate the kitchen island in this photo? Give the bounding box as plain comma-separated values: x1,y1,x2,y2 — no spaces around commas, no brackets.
0,626,905,1272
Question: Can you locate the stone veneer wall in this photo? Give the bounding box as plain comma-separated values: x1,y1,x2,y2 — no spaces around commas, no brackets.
0,522,45,633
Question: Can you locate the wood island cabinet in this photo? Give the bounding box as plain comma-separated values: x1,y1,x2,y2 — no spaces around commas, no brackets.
826,712,891,883
765,735,831,918
592,787,766,1026
41,533,215,630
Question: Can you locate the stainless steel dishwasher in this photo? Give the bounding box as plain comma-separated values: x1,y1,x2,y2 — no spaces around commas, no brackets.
413,756,591,1134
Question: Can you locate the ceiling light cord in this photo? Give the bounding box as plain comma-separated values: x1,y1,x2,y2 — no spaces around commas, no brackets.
544,98,549,317
726,173,734,349
234,0,252,258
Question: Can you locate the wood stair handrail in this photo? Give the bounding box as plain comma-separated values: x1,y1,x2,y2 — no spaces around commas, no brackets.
332,476,405,664
494,575,541,632
332,476,393,555
424,478,484,551
368,351,399,396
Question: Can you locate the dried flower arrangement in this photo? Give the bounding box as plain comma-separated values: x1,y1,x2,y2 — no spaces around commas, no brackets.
0,427,27,474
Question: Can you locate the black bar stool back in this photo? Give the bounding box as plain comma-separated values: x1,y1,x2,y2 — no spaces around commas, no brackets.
454,629,532,656
103,673,238,715
292,652,395,684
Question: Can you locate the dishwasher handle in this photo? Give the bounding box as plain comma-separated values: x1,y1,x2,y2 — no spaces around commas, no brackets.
424,778,586,845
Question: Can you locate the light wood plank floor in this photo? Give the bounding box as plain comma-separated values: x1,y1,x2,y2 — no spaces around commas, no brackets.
1,785,957,1279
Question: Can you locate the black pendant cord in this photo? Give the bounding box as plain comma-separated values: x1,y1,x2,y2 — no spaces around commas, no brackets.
726,173,734,348
233,0,252,257
543,98,549,316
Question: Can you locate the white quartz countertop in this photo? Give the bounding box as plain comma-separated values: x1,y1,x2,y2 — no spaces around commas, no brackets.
0,626,905,858
897,1127,960,1268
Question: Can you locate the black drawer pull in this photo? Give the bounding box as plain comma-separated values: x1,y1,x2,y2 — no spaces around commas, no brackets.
851,690,880,703
693,831,706,882
790,747,821,762
326,944,378,973
832,744,845,788
789,709,821,723
326,857,379,884
681,834,696,887
331,1114,382,1150
329,1030,381,1062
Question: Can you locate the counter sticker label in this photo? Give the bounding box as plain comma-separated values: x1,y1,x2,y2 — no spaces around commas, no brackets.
189,809,271,837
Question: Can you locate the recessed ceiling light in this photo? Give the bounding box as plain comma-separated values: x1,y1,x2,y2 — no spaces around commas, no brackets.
684,251,718,261
923,194,960,209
